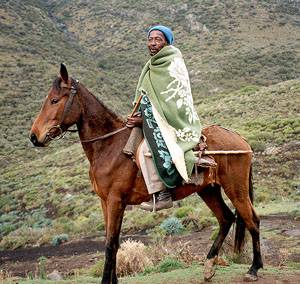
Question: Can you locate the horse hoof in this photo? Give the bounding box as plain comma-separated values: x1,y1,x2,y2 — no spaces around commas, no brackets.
243,273,258,282
204,270,215,281
203,256,217,281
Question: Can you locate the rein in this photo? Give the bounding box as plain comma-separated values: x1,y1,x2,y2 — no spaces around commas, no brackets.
80,127,128,143
79,96,143,143
45,79,128,143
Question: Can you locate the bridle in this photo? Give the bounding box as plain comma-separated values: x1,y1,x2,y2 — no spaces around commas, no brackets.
45,78,127,143
45,79,79,141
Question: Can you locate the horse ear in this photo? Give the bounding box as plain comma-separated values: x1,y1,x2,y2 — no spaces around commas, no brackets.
60,63,68,83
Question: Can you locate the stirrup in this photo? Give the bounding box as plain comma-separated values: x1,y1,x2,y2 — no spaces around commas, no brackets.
152,194,156,213
198,157,217,168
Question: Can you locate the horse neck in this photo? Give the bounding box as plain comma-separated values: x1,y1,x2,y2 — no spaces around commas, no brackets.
76,84,125,157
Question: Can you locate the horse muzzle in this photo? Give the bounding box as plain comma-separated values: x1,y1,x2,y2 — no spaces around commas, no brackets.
30,132,45,147
29,132,49,147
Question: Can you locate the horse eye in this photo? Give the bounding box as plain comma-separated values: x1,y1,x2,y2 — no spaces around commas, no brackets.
51,98,59,104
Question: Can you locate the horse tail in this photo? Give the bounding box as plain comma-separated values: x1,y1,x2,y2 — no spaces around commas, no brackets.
234,164,253,253
248,165,254,203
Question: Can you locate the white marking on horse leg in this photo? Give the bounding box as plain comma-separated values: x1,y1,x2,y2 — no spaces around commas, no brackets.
203,255,217,281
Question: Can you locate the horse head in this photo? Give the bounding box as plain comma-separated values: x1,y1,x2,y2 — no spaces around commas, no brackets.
30,64,82,147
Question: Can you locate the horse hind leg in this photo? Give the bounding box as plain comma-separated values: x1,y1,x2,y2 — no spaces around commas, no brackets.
225,188,263,281
244,205,263,282
198,185,235,281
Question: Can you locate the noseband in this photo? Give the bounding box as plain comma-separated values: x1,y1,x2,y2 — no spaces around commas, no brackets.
46,79,79,141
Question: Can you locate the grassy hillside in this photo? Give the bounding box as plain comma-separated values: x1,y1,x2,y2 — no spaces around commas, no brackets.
1,0,299,158
49,0,300,96
0,0,299,249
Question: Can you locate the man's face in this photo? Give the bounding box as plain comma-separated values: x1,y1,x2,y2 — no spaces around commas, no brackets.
147,30,168,56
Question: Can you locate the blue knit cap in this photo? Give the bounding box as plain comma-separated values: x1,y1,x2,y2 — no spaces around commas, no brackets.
148,25,174,45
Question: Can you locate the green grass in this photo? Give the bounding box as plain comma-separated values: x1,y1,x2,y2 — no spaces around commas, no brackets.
3,264,300,284
256,201,300,216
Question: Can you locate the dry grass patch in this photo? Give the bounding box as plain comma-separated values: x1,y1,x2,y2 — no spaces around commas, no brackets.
117,239,153,277
147,239,205,265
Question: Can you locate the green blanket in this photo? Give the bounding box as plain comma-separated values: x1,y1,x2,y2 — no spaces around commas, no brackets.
135,45,201,182
140,95,182,188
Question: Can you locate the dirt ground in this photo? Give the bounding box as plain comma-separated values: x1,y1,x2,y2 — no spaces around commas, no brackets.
0,214,299,281
230,273,300,284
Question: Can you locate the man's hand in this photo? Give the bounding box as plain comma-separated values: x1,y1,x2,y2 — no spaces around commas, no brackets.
126,112,143,128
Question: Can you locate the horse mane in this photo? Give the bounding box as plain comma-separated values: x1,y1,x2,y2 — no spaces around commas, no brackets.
52,77,124,123
79,82,125,123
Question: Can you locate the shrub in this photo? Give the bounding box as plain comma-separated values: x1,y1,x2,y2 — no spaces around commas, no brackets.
0,223,17,237
122,209,161,233
290,209,300,220
51,234,69,246
160,217,184,235
249,140,266,152
0,270,11,280
148,226,167,243
37,256,47,279
116,239,152,277
210,226,219,240
182,210,217,231
146,240,204,266
72,212,105,234
0,227,48,250
174,206,195,218
255,190,271,203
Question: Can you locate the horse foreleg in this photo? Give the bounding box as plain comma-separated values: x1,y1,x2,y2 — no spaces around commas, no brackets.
101,199,108,236
101,197,125,284
198,185,235,281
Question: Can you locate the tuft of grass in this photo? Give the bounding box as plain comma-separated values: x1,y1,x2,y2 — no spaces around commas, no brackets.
88,258,105,278
51,233,69,246
156,258,185,273
37,256,47,280
116,239,153,277
122,209,163,233
148,226,167,244
0,227,53,250
173,206,195,219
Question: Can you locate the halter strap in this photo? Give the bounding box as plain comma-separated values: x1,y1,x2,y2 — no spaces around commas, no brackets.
46,79,78,140
59,80,78,125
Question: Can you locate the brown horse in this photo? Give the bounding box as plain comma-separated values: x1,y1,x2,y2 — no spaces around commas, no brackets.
30,64,262,283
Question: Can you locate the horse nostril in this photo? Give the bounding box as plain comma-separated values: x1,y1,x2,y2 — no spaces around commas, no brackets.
30,133,38,145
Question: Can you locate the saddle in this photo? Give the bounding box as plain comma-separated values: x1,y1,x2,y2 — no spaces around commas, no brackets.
123,128,217,169
189,135,217,185
193,135,217,168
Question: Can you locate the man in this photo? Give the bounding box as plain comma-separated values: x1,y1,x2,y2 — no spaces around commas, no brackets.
127,25,201,211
